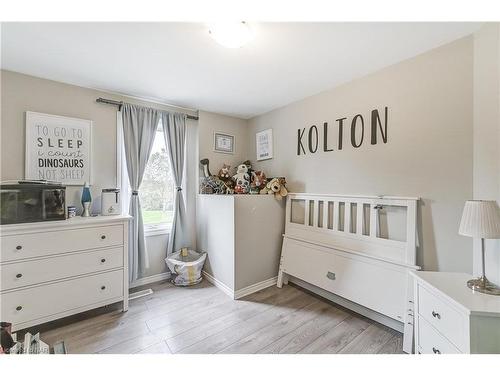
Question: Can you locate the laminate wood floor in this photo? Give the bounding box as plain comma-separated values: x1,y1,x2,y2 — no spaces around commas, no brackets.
17,280,404,354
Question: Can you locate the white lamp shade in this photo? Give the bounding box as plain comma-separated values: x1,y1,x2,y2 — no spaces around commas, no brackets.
459,200,500,238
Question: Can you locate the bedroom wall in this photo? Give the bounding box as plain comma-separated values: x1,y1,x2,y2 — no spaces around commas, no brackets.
0,70,203,280
473,24,500,285
247,37,474,273
197,110,249,180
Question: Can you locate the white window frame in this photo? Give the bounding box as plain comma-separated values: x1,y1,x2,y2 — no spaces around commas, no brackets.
116,112,173,237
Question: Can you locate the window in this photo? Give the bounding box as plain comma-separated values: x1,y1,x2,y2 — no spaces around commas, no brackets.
140,124,174,230
117,114,174,235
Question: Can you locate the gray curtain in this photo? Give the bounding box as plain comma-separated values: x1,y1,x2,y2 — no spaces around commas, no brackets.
161,112,188,255
121,103,161,282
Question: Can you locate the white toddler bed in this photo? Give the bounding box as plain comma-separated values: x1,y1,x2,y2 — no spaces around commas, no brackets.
277,193,420,353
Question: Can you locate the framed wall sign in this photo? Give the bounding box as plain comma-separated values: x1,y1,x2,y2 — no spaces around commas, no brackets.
256,129,273,161
25,111,92,185
213,132,235,154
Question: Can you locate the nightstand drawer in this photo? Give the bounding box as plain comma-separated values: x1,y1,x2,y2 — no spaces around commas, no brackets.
417,284,466,350
417,315,461,354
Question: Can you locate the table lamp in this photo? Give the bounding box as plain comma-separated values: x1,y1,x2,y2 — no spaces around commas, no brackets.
459,200,500,295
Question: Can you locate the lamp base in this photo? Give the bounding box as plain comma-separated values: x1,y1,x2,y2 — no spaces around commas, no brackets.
467,276,500,296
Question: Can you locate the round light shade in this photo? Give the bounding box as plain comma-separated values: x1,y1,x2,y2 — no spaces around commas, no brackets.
459,200,500,238
208,22,254,48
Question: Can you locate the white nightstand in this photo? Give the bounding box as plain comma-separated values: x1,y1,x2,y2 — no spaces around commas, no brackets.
411,271,500,354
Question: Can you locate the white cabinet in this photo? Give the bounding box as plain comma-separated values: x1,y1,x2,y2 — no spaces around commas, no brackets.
412,271,500,354
0,215,131,331
196,195,285,299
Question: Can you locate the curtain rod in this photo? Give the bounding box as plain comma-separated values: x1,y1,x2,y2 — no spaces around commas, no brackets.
96,97,199,121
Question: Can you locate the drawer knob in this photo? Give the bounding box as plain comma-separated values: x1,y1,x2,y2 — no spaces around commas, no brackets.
16,273,23,279
101,258,106,263
432,347,441,354
101,235,106,240
101,286,106,290
326,271,336,280
431,311,441,319
15,245,22,250
16,306,23,311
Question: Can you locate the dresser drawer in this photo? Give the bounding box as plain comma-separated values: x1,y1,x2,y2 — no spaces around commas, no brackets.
417,284,466,350
281,238,407,322
1,247,124,291
417,315,461,354
0,269,123,327
0,225,123,262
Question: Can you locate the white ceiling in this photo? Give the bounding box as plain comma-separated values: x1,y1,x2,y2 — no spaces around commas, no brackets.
1,22,481,119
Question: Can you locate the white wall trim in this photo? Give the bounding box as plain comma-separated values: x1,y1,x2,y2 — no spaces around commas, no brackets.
202,271,234,299
234,276,278,299
288,276,404,333
130,272,171,289
202,271,278,300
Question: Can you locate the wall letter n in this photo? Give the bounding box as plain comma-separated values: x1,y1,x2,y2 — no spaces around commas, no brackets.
371,107,388,144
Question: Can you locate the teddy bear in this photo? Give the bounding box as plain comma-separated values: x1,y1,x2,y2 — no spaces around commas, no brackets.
218,163,232,180
218,163,234,194
260,177,288,200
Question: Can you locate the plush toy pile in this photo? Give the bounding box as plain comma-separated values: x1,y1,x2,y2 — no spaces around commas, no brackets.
199,159,288,199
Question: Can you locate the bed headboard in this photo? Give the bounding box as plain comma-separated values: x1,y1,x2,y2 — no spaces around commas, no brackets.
284,193,419,268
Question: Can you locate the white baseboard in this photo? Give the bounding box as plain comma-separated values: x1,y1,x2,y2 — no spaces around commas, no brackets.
130,272,171,289
202,271,234,299
202,271,278,300
288,276,404,333
234,276,278,299
129,288,154,301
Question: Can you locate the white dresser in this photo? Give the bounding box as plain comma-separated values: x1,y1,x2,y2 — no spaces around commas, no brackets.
412,271,500,354
0,215,131,331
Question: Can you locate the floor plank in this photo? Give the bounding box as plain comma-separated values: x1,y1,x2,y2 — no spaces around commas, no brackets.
220,300,334,354
338,323,396,354
298,315,370,354
377,333,404,354
135,341,171,354
23,279,403,354
166,285,299,353
99,332,162,354
178,288,315,353
257,301,351,354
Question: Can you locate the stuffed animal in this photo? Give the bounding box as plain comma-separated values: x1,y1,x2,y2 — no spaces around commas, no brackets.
223,182,234,194
234,176,250,194
242,160,253,177
260,177,288,200
200,159,226,194
217,163,234,194
250,171,267,194
218,164,232,180
233,164,250,186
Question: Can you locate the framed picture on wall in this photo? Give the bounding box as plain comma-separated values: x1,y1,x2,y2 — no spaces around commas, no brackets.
213,132,235,154
256,129,273,161
25,111,93,185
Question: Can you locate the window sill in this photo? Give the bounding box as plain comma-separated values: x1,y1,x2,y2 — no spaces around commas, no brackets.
144,225,172,237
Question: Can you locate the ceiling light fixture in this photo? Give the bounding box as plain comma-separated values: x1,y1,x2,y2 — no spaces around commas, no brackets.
208,22,254,48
